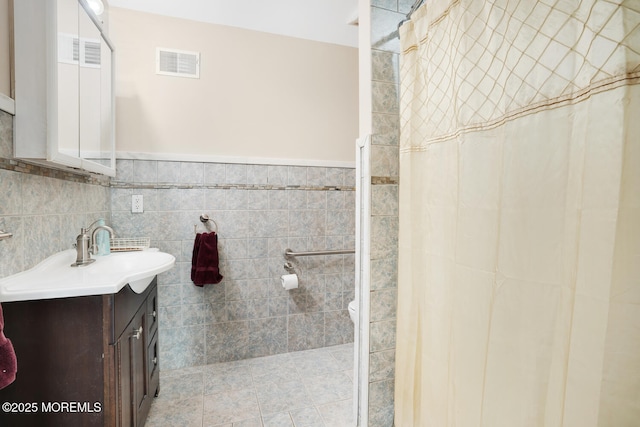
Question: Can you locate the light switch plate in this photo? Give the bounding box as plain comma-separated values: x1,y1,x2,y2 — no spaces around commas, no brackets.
132,195,144,213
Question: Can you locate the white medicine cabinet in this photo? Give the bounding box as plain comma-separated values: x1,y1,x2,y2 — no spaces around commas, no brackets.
13,0,115,176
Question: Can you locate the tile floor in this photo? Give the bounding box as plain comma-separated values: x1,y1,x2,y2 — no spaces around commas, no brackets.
146,343,355,427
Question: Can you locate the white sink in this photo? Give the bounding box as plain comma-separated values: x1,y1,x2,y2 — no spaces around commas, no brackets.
0,248,175,302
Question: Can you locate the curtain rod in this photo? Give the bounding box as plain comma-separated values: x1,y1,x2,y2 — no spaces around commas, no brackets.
398,0,426,29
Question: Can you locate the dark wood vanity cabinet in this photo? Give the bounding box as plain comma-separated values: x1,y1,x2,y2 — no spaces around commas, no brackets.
0,278,160,427
113,280,160,427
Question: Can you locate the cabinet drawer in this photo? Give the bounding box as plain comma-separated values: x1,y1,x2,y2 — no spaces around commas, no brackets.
147,332,160,399
113,278,157,342
146,287,158,346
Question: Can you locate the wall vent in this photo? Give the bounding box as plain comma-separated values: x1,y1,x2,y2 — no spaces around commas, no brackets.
57,33,101,68
156,48,200,79
82,40,101,67
58,33,79,64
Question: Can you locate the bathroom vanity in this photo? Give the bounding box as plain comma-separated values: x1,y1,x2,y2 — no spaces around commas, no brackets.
0,278,159,427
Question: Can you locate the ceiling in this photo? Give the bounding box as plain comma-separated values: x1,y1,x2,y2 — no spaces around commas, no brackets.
107,0,360,47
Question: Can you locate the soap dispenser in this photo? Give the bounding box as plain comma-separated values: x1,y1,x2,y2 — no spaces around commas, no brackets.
95,219,111,256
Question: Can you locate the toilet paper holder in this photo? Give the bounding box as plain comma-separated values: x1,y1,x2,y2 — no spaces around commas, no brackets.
283,262,295,274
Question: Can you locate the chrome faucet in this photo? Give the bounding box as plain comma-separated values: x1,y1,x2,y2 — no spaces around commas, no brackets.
91,224,115,255
71,220,115,267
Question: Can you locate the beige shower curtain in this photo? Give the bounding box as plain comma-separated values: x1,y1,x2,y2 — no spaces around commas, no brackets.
396,1,640,426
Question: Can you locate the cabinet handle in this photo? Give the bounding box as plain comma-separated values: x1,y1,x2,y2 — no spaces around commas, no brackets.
132,326,143,340
152,357,158,365
152,310,157,319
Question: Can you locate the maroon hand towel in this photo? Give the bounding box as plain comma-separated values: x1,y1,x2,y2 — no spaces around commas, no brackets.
190,233,202,282
0,303,17,390
192,232,223,286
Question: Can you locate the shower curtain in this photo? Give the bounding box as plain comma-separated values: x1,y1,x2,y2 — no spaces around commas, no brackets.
396,1,640,426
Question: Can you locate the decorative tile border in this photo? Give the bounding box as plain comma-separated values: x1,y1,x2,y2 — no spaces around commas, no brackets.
371,176,399,185
110,181,355,192
0,155,355,191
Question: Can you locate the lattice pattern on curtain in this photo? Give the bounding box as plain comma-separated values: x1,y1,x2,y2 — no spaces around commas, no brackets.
400,0,640,149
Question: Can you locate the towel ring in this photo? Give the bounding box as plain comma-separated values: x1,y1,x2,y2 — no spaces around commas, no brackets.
194,214,219,234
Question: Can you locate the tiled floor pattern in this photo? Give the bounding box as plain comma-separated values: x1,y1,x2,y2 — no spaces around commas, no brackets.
146,343,355,427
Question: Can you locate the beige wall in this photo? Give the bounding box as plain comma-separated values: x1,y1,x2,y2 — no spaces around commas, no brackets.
110,8,358,165
0,0,11,98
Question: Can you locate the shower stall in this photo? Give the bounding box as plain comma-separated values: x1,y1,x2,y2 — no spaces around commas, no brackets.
394,1,640,426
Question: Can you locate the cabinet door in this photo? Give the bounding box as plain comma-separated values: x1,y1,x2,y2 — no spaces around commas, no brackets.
0,295,105,427
117,304,147,427
78,0,115,172
56,0,80,158
115,329,133,427
131,305,148,427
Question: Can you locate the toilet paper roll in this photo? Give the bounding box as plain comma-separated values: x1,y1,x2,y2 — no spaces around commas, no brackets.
281,274,299,290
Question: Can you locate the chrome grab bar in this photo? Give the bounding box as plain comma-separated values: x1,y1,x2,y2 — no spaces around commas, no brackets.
0,230,12,241
285,248,355,257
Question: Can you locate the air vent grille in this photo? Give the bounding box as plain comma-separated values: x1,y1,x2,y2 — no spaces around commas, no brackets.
83,40,101,66
73,38,80,62
58,33,101,68
156,48,200,78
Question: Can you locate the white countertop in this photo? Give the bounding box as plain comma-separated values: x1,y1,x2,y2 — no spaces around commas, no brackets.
0,248,176,302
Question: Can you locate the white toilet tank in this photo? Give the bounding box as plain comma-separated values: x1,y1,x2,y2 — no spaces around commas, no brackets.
348,300,357,323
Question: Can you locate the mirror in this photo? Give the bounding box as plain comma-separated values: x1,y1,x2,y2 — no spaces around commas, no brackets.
56,0,80,158
78,1,114,169
52,0,115,173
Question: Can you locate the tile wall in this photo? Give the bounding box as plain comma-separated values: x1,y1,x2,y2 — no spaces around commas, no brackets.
0,108,356,372
366,1,411,425
0,110,111,279
110,159,356,370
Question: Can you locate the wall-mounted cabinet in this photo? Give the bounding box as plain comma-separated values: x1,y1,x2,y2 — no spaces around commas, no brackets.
0,0,12,114
13,0,115,176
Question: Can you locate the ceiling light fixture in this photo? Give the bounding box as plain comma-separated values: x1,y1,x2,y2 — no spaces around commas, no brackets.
86,0,104,16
